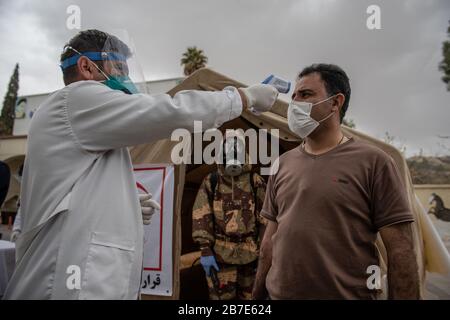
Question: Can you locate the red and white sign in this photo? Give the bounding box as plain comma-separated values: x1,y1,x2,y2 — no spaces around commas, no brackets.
134,164,175,296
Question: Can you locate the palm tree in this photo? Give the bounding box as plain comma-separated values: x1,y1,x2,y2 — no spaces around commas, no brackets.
181,46,208,76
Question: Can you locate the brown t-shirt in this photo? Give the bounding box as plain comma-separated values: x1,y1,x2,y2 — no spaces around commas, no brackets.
261,137,414,299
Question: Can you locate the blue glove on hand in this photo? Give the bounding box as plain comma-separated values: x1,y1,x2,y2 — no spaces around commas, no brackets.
200,255,219,277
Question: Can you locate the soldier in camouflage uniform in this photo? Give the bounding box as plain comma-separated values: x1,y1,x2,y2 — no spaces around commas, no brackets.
192,132,267,300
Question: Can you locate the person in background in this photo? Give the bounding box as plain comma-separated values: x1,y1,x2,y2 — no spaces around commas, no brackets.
0,161,10,209
10,165,23,243
193,131,268,300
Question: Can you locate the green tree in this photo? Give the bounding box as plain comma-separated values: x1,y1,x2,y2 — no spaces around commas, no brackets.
181,46,208,76
383,131,406,155
0,63,19,136
439,20,450,91
342,118,355,128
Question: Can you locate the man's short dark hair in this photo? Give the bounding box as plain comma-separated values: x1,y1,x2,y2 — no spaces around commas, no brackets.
60,29,131,85
298,63,351,123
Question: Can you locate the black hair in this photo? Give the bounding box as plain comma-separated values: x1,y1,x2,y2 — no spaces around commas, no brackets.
298,63,351,123
60,29,131,85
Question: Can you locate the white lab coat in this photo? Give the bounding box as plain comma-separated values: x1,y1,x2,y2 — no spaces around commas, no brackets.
3,80,242,299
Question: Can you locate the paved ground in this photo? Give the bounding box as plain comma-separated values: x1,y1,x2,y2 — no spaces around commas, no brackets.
424,216,450,299
425,272,450,299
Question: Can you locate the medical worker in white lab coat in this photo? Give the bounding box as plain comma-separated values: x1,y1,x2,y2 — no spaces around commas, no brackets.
3,29,278,299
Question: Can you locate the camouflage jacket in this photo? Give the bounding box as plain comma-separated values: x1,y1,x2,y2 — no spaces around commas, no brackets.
192,164,267,265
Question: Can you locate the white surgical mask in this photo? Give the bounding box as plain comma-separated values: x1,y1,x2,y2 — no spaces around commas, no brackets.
287,95,337,139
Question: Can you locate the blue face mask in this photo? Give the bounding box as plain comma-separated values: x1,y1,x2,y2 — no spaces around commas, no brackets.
103,75,139,95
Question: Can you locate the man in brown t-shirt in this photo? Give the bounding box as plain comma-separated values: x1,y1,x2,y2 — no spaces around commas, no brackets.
252,64,420,300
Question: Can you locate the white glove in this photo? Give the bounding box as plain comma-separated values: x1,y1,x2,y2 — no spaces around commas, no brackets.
139,193,160,225
10,230,21,243
239,84,279,115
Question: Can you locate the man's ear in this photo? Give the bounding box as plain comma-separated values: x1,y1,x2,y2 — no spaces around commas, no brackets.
76,56,95,80
333,93,346,113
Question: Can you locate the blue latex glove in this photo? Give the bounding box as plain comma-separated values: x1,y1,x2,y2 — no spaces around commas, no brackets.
200,255,219,276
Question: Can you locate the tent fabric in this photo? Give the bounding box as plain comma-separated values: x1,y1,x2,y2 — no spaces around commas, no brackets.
130,68,450,299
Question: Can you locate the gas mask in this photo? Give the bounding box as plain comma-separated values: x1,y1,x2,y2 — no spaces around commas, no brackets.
222,134,245,177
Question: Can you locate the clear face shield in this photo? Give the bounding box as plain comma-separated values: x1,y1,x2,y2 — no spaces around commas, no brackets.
101,30,148,94
60,29,147,95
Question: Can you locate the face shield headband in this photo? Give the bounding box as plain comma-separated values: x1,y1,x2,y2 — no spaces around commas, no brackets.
60,47,127,71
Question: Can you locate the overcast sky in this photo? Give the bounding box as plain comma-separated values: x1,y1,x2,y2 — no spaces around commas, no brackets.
0,0,449,157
